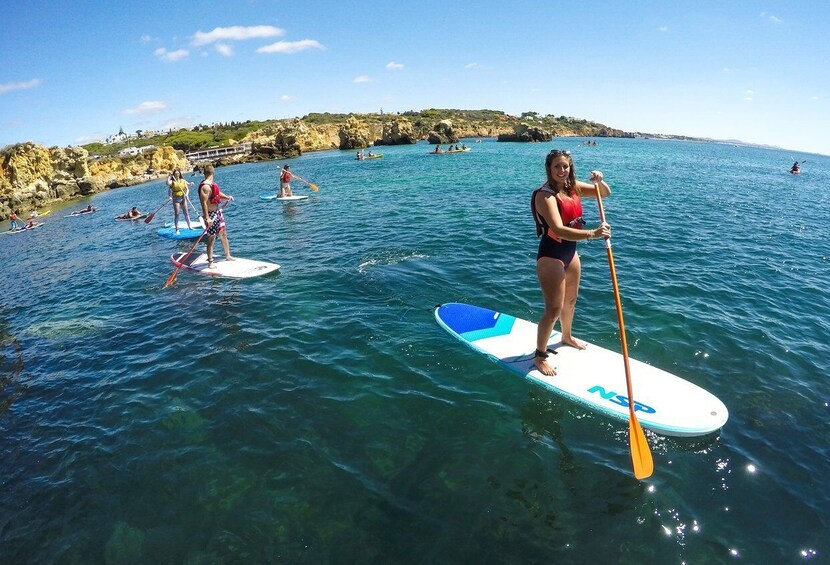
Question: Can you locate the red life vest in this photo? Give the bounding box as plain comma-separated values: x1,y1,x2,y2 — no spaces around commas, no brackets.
531,185,585,240
281,171,290,183
200,180,221,204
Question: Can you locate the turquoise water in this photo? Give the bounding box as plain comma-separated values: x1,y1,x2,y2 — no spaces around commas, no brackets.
1,138,828,563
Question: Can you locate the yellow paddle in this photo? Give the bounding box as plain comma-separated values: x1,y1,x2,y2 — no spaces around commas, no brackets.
595,188,654,480
286,170,319,192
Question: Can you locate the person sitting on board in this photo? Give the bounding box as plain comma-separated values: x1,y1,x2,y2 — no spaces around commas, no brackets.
117,207,142,220
433,144,443,154
367,150,374,158
531,149,611,376
279,165,293,198
167,168,193,233
198,164,235,269
24,218,36,229
9,212,20,230
790,161,800,173
356,150,364,160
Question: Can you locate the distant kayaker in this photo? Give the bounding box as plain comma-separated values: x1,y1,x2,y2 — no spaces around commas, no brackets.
279,165,293,198
530,149,611,376
790,161,800,173
198,164,234,269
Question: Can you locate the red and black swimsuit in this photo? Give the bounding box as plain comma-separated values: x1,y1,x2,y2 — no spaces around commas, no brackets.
531,184,586,267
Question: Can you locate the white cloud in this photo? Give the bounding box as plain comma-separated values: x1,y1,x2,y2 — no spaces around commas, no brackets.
122,101,168,115
744,89,754,101
353,75,373,83
760,12,782,23
154,47,189,62
193,25,284,46
74,132,106,144
256,39,324,54
0,78,42,95
2,120,25,130
722,67,732,72
215,43,234,57
659,26,668,32
465,62,493,70
386,61,404,70
280,94,294,101
160,116,197,130
810,95,819,101
140,34,157,43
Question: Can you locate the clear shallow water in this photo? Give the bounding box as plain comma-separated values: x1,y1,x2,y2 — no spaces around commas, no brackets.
1,138,828,563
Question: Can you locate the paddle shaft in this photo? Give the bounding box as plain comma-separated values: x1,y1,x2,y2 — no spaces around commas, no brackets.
145,198,171,223
594,189,654,479
283,169,319,191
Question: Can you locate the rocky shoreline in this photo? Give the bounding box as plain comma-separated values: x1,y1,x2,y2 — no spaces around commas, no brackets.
1,110,629,220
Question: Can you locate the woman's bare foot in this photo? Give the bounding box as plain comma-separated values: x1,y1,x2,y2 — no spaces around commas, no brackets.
225,255,236,261
561,336,587,350
533,353,556,376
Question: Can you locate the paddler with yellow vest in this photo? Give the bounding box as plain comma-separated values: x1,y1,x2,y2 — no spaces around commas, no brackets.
167,168,194,233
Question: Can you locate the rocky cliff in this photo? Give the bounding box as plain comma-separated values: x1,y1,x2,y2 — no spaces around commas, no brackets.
0,143,188,220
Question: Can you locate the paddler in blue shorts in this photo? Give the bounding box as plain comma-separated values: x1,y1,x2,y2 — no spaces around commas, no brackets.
198,164,234,269
167,168,193,232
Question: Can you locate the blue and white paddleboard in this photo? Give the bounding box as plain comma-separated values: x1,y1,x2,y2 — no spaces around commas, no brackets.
157,218,206,240
434,303,728,437
260,193,279,200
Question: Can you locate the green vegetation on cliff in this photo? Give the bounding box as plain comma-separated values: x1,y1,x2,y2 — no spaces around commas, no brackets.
80,109,625,157
81,120,271,156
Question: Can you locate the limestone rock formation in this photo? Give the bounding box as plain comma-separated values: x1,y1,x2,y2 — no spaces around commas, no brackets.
247,119,338,159
0,142,188,219
497,123,552,142
374,118,418,146
338,116,371,150
426,120,459,145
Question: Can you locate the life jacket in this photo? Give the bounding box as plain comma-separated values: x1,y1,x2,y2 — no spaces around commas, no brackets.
201,181,221,204
531,184,585,240
171,179,187,196
281,171,291,183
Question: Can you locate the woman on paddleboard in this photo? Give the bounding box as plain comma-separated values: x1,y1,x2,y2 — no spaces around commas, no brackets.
530,149,611,376
167,168,194,232
279,165,293,198
198,164,234,269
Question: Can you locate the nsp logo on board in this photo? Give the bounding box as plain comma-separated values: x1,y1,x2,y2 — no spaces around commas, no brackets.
588,386,656,414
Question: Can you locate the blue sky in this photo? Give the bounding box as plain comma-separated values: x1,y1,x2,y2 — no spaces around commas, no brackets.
2,1,828,155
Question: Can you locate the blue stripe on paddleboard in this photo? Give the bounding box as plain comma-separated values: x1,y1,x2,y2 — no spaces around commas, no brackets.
435,303,500,334
461,312,515,342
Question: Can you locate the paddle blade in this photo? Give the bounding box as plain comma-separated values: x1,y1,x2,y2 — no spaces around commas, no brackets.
163,268,180,288
310,184,319,192
629,417,654,479
144,212,156,224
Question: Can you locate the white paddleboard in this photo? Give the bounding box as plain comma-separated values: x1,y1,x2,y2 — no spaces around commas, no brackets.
435,303,728,437
170,252,280,279
276,195,308,201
